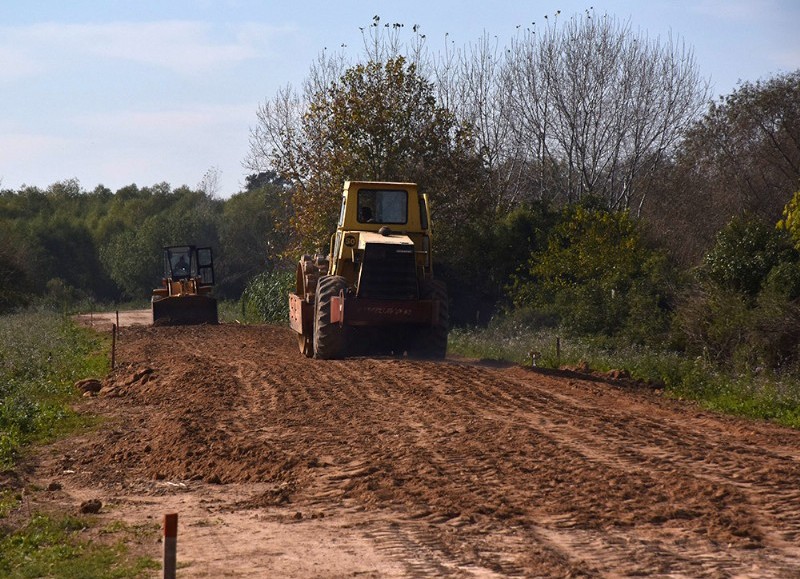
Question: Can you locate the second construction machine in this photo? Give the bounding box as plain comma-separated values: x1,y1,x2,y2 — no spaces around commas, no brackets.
289,181,448,359
151,245,218,325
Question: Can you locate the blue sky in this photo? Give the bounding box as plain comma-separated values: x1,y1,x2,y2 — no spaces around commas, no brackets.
1,0,798,197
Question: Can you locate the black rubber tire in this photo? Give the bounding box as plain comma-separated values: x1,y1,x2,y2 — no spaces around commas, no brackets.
313,275,348,359
415,279,449,359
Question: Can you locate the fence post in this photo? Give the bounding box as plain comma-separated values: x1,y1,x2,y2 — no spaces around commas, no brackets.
111,324,117,370
163,513,178,579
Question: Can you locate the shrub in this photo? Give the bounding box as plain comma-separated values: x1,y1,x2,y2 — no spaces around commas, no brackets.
746,287,800,371
510,201,673,343
240,270,295,323
703,214,796,296
675,212,800,372
673,286,752,364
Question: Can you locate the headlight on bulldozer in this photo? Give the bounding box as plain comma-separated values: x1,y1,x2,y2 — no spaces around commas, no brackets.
344,234,357,247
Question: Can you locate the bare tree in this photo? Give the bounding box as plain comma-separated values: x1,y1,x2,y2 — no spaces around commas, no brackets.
245,48,347,187
198,166,222,198
433,33,529,212
246,10,709,223
360,15,430,73
499,11,708,212
244,17,428,186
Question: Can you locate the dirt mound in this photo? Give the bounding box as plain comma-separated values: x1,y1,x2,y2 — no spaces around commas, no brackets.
30,322,800,576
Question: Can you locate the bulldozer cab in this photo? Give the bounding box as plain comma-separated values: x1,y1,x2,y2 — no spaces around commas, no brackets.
329,181,433,282
163,246,215,285
338,181,429,232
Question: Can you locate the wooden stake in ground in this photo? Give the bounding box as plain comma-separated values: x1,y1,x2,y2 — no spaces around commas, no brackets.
111,323,116,370
163,513,178,579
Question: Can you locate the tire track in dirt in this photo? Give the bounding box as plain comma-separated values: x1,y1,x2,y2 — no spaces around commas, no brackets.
192,344,492,575
494,369,800,563
341,358,800,575
40,322,800,577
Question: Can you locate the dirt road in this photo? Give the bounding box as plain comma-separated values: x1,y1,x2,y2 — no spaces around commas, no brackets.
29,319,800,576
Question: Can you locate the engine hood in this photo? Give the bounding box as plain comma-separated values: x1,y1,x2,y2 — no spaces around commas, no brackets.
357,231,414,250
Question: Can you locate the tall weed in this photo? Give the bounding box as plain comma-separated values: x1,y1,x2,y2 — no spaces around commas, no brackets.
0,311,106,468
240,270,294,323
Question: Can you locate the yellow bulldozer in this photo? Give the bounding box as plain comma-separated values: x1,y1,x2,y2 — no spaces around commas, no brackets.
289,181,448,359
151,245,218,325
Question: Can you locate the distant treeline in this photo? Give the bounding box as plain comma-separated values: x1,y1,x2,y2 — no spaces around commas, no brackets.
0,172,291,309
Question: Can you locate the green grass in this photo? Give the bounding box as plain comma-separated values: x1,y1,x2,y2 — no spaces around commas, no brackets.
0,311,108,469
669,373,800,428
0,489,22,518
448,315,800,429
0,514,159,578
0,310,160,577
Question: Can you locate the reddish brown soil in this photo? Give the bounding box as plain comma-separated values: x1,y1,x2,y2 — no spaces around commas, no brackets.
22,315,800,576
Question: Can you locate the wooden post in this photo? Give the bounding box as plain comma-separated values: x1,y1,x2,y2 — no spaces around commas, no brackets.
116,309,120,328
163,513,178,579
529,351,540,367
111,324,117,370
556,336,561,363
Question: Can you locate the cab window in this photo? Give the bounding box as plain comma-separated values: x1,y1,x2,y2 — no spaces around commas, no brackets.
357,189,408,224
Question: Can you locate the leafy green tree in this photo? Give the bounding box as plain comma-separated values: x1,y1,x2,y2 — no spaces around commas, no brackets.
25,217,114,300
247,56,483,253
703,214,796,297
511,201,672,339
99,229,156,299
100,188,223,299
218,173,293,296
0,232,31,313
441,203,558,324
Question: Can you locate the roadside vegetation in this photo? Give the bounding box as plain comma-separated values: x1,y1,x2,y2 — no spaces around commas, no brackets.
0,311,106,469
449,318,800,429
0,311,160,577
450,195,800,428
0,513,159,579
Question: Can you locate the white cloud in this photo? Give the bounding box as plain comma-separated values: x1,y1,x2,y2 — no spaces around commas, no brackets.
0,20,294,78
74,102,253,135
688,0,768,21
0,133,73,162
